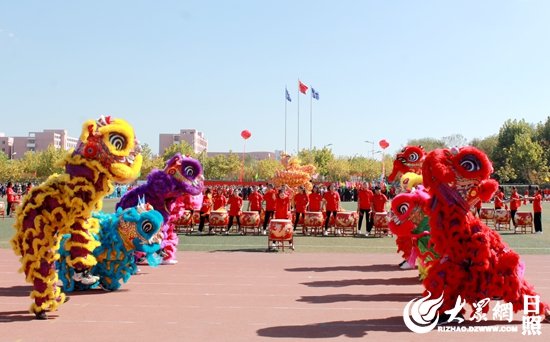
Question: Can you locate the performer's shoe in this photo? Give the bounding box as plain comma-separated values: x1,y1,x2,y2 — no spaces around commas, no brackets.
161,259,178,265
97,282,112,292
35,310,48,320
400,261,412,270
73,270,99,285
398,260,407,267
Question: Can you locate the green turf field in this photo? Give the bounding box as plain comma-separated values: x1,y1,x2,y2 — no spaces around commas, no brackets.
1,198,549,254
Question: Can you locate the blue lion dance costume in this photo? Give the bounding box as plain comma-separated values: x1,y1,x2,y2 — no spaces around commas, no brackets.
58,197,164,292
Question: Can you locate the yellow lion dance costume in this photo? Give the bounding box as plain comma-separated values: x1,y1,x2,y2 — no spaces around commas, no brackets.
10,116,142,319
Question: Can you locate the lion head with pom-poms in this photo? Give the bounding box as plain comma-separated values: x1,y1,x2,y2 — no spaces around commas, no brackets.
70,115,143,184
387,146,426,183
163,153,204,196
422,146,498,208
388,185,431,238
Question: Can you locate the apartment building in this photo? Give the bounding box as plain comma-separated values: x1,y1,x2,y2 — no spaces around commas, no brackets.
159,129,208,155
7,130,78,159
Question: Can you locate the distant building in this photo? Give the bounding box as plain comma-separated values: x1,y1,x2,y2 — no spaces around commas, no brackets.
3,130,78,160
0,132,15,158
159,129,208,155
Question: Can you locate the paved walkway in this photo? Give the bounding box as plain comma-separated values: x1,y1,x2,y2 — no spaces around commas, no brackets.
1,249,549,341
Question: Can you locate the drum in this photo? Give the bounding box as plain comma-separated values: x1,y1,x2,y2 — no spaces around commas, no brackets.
174,210,192,226
479,208,494,220
209,211,229,227
241,211,260,227
268,219,293,240
515,212,532,226
494,209,510,230
373,212,389,228
304,211,324,227
335,211,356,228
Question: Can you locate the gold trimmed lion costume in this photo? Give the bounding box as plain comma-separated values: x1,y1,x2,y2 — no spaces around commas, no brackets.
10,116,142,319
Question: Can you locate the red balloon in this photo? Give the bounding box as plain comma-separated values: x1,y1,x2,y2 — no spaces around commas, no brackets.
241,130,251,140
379,139,389,149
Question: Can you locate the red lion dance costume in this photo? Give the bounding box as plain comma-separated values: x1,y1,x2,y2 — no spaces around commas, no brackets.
387,146,427,270
387,145,426,183
422,146,549,321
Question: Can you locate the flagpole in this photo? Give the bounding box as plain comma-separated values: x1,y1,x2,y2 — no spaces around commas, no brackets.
297,79,300,154
284,86,287,153
310,85,313,165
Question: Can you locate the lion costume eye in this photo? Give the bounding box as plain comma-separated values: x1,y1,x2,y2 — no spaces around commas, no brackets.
109,133,127,151
184,165,195,177
408,152,419,162
398,203,409,215
141,220,153,234
460,155,481,172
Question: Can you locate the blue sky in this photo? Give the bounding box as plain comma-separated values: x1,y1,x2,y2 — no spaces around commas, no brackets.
1,1,549,158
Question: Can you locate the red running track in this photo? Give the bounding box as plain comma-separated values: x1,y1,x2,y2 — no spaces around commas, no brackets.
1,249,549,341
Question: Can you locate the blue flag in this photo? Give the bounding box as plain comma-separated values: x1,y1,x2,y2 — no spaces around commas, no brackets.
285,88,292,102
312,88,319,100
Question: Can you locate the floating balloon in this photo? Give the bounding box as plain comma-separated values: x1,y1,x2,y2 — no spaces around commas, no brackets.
379,139,390,149
241,130,251,140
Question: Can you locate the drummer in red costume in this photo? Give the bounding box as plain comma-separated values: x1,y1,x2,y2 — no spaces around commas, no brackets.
226,191,243,235
357,182,374,236
198,188,213,234
293,186,309,232
507,186,522,229
493,186,504,210
274,189,291,219
262,183,277,235
322,184,340,236
247,185,262,213
372,186,387,213
213,187,227,211
308,185,322,212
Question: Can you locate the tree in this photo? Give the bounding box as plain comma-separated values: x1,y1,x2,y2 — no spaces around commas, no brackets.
534,116,550,166
202,152,240,180
0,157,24,182
326,158,350,182
500,133,549,184
363,158,382,182
470,135,498,162
162,142,196,162
347,155,367,176
442,134,468,148
297,147,334,177
257,158,283,180
34,145,65,180
138,143,165,180
493,119,536,175
404,138,446,153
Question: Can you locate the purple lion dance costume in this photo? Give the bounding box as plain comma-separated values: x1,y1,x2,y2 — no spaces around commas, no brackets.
116,153,204,264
